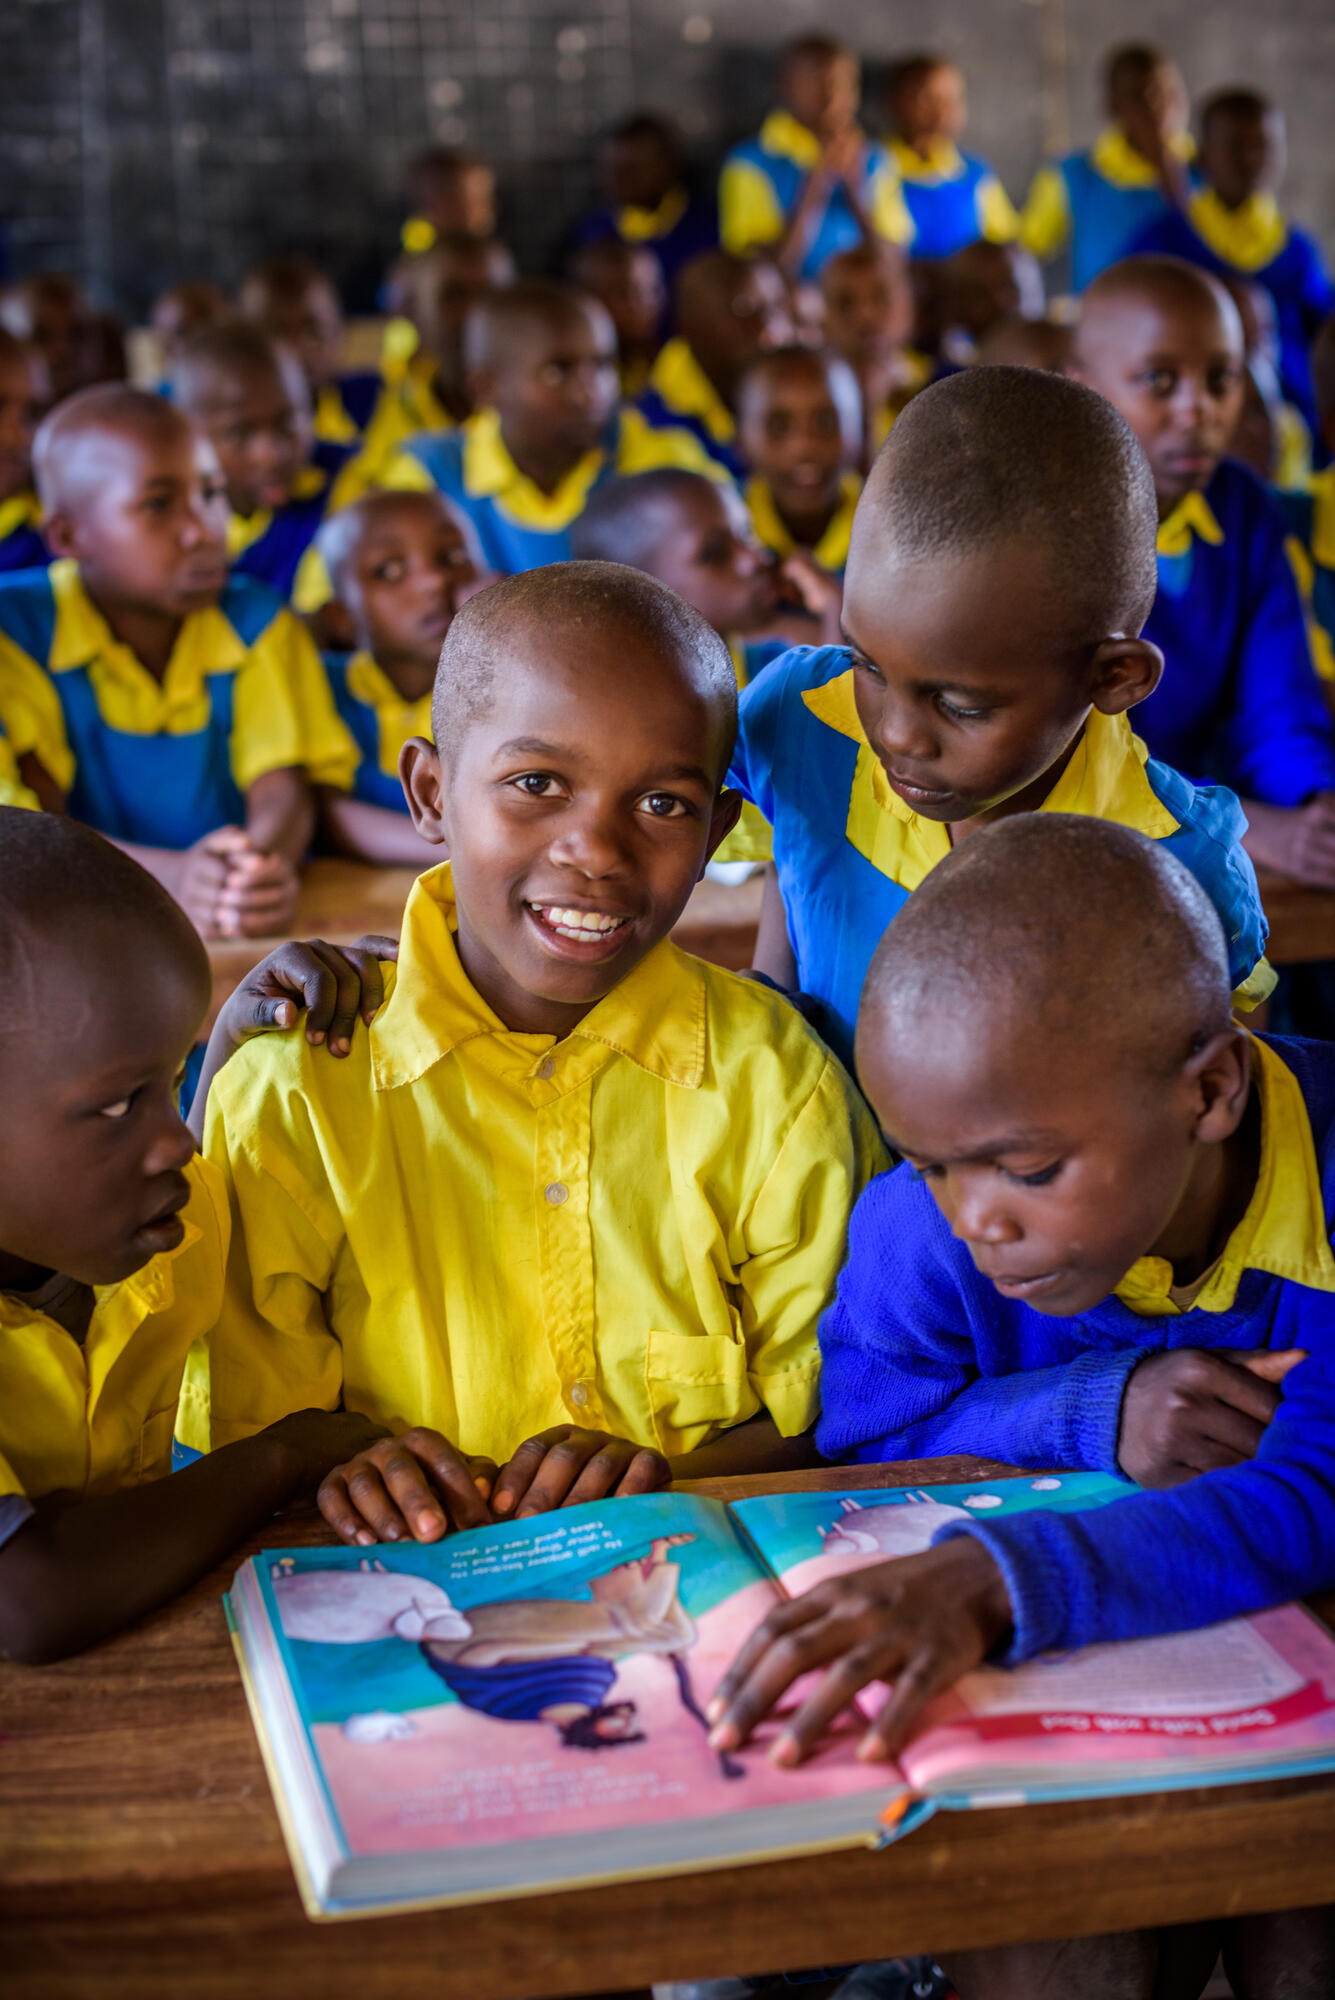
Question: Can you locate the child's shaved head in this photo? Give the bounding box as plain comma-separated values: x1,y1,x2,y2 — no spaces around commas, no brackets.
856,365,1158,643
463,279,609,375
1080,254,1241,341
169,319,307,413
31,383,194,514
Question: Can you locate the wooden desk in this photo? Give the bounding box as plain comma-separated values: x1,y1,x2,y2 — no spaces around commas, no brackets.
1257,872,1335,966
205,863,764,1032
4,1456,1334,1999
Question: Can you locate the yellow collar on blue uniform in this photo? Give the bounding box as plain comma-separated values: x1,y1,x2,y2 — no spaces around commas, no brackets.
758,108,827,170
226,462,329,559
47,558,247,733
314,381,362,446
1188,188,1289,273
889,136,965,185
0,490,41,541
800,675,1177,891
745,472,861,571
369,861,708,1093
1157,489,1226,557
1089,123,1195,190
462,406,607,530
345,650,434,776
617,185,689,242
1115,1036,1335,1316
647,337,736,445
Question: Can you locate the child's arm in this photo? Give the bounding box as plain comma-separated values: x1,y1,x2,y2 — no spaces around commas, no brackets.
0,1409,386,1665
318,786,434,868
242,764,315,867
665,1410,822,1482
751,864,798,989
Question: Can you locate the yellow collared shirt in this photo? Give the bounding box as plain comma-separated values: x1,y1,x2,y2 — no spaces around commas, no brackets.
646,337,738,446
720,111,913,257
1188,189,1289,274
191,863,884,1464
1116,1038,1335,1316
343,649,433,778
1020,126,1195,259
1156,489,1226,559
617,185,689,244
746,472,861,573
0,1156,225,1503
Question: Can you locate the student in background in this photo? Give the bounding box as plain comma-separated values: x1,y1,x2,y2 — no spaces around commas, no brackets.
720,35,912,284
972,314,1073,372
0,329,49,574
0,274,93,405
398,146,497,258
239,255,382,448
727,367,1272,1070
883,54,1018,262
568,237,666,398
315,489,480,867
735,347,862,577
171,321,356,606
1020,43,1193,292
0,387,355,939
569,113,718,302
1132,90,1334,433
1278,315,1335,688
940,238,1045,362
150,282,229,374
389,281,722,573
711,814,1335,2000
1218,273,1311,494
819,243,930,465
1071,257,1335,892
638,251,795,480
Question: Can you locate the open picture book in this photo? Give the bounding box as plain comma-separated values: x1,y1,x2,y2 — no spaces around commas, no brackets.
226,1470,1335,1919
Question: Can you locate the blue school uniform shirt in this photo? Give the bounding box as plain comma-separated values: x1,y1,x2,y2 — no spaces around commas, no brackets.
323,649,429,813
570,185,719,299
888,138,1018,262
0,559,356,848
228,440,356,602
816,1033,1335,1662
638,338,748,480
1132,193,1335,434
719,111,913,282
1020,126,1196,293
385,403,724,574
729,646,1271,1068
1137,460,1335,809
0,493,48,574
1279,466,1335,687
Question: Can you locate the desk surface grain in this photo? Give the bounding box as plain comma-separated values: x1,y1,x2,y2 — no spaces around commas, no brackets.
3,1457,1335,1998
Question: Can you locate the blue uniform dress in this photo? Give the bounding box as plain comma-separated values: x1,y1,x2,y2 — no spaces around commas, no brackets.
323,649,430,814
0,494,48,574
729,646,1271,1068
889,138,1018,261
1131,194,1335,435
569,185,719,301
816,1032,1335,1661
719,110,913,282
228,440,356,601
387,404,724,574
1138,461,1335,808
0,559,356,848
1020,126,1195,293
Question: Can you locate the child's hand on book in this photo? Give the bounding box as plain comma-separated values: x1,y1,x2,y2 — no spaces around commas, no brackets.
317,1427,498,1545
706,1537,1013,1768
1117,1347,1306,1488
490,1426,671,1520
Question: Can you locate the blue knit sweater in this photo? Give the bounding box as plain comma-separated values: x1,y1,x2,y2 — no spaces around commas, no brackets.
815,1034,1335,1664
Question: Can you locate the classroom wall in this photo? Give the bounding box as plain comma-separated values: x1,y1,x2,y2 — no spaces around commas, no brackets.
2,0,1333,317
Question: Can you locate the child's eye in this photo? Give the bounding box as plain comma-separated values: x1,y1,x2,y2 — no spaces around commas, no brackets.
936,695,989,721
373,558,407,582
1006,1162,1062,1187
847,647,881,681
638,792,691,819
141,496,172,516
97,1097,134,1120
510,772,562,798
1137,368,1176,397
907,1161,943,1183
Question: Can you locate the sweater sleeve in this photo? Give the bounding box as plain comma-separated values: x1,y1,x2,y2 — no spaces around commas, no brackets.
814,1170,1143,1470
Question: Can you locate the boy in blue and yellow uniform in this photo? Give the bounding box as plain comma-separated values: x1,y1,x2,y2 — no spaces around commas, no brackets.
0,328,49,575
387,280,723,574
883,55,1018,262
638,252,795,481
720,36,912,284
0,387,356,940
568,114,718,305
1131,90,1334,434
170,322,357,609
819,244,933,464
181,561,883,1527
0,807,383,1662
711,814,1335,1997
1073,258,1335,892
1021,43,1194,294
728,366,1272,1069
239,255,382,449
315,488,478,867
1278,318,1335,686
735,347,862,578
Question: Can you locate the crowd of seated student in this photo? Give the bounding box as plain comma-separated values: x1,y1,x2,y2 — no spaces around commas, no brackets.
4,26,1335,2000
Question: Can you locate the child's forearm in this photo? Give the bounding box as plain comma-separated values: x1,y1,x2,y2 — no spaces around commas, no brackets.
668,1411,822,1484
244,765,315,864
319,788,431,868
750,864,798,989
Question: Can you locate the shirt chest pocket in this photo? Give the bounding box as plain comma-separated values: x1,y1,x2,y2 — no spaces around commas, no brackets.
644,1319,758,1456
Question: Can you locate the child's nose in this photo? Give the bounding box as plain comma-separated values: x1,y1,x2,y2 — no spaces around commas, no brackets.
549,809,630,877
871,694,937,763
144,1107,198,1177
953,1186,1022,1247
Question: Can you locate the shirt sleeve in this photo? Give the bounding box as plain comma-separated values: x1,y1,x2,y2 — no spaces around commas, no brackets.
1018,164,1070,260
0,630,74,792
616,406,732,481
942,1305,1335,1660
727,645,811,819
868,165,915,248
735,1049,888,1437
813,1169,1143,1468
976,171,1019,244
230,607,359,794
719,157,786,256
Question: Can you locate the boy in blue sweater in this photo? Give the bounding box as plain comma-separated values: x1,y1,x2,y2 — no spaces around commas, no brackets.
729,364,1272,1069
710,813,1335,1998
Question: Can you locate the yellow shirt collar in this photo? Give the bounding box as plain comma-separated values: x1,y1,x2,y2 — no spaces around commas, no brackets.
1090,123,1195,190
47,559,247,733
648,338,736,445
1188,188,1288,274
463,407,607,531
0,490,41,542
227,462,328,556
0,1209,202,1335
759,108,825,171
371,861,708,1093
617,185,689,242
314,383,362,446
345,650,433,775
1157,489,1226,558
890,136,965,184
745,473,860,571
1116,1037,1335,1316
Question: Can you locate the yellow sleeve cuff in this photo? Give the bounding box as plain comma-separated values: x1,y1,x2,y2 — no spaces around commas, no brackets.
719,158,786,255
230,610,359,794
0,631,75,792
1020,164,1070,259
977,172,1020,244
870,168,915,247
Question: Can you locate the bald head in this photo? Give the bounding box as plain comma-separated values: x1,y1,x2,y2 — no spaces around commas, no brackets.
431,560,737,772
317,485,471,596
462,279,607,376
169,319,307,415
1077,256,1243,360
32,383,195,513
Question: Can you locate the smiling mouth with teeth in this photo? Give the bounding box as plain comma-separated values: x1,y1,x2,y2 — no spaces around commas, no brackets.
528,904,632,942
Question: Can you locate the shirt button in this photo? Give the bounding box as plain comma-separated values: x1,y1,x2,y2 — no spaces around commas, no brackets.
537,1058,555,1080
570,1382,589,1407
545,1181,569,1205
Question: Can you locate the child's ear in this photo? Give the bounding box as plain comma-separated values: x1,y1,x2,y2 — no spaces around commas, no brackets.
1089,635,1164,715
700,788,744,875
41,509,79,562
1183,1027,1252,1144
399,738,449,851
